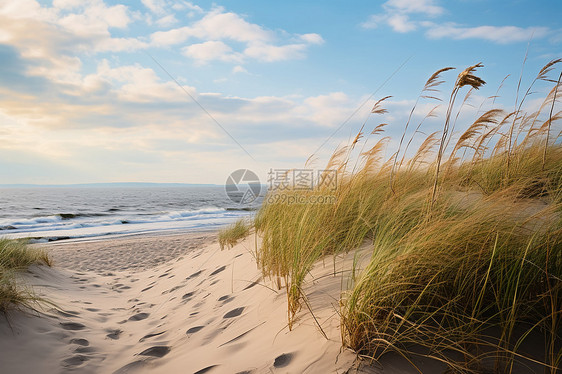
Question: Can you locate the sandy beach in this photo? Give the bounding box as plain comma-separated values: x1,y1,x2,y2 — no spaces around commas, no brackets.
0,232,362,374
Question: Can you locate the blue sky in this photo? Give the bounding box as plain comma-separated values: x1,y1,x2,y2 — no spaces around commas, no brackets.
0,0,560,184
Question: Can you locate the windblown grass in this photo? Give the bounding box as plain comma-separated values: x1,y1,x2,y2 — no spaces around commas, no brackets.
218,219,251,250
0,238,51,313
255,60,562,372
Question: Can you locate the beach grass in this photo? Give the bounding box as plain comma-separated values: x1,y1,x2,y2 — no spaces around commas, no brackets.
255,61,562,372
0,238,51,313
219,219,252,250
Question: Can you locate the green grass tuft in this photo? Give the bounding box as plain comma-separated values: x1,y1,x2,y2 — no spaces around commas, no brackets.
0,238,52,313
218,219,251,250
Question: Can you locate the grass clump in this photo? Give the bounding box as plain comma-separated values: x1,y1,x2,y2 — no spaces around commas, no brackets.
255,60,562,372
218,219,251,250
0,238,51,313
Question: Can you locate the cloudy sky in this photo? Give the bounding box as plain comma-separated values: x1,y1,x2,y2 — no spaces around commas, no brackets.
0,0,560,184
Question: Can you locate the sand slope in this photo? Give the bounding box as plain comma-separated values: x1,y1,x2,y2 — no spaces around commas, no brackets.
0,233,359,373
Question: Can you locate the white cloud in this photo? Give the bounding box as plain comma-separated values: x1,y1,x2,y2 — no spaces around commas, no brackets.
151,26,192,45
362,0,442,31
156,14,178,27
172,1,202,13
52,0,83,10
387,14,416,33
232,65,248,74
362,0,552,44
142,0,167,15
383,0,444,16
244,42,308,62
150,9,271,46
195,9,272,43
182,41,243,64
299,33,324,45
424,23,550,44
0,0,53,20
57,2,131,36
142,0,202,20
298,92,353,127
150,8,322,64
0,0,145,57
96,37,149,52
94,60,197,103
361,14,384,30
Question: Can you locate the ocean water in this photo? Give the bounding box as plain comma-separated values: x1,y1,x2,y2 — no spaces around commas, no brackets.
0,186,262,242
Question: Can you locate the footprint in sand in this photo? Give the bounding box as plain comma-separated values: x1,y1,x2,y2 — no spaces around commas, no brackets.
166,285,184,294
223,307,245,319
69,338,89,346
106,329,122,340
61,355,89,367
186,326,204,335
182,291,195,300
138,346,171,358
74,346,96,353
60,322,86,331
193,301,206,309
128,312,150,321
113,360,147,374
193,365,219,374
210,266,226,276
186,270,202,280
273,353,294,368
139,331,165,342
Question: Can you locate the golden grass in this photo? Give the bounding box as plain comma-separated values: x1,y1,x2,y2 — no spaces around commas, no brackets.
255,60,562,372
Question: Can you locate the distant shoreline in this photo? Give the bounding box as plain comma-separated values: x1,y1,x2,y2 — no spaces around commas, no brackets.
0,182,221,188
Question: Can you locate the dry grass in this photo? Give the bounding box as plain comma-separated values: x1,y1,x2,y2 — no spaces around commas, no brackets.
255,60,562,372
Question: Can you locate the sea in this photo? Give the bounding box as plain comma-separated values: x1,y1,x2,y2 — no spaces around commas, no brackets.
0,186,263,243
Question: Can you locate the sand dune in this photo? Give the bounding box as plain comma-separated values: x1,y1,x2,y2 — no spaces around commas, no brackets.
0,233,362,373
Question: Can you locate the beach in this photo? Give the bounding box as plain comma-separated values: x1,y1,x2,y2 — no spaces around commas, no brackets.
0,231,360,374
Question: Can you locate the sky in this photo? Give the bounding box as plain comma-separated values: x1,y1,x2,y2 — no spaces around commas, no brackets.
0,0,561,185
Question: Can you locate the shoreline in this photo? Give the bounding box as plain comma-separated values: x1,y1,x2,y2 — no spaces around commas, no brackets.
0,230,359,373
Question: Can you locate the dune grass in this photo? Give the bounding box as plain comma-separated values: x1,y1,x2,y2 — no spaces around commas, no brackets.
218,219,251,250
255,61,562,372
0,238,51,313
